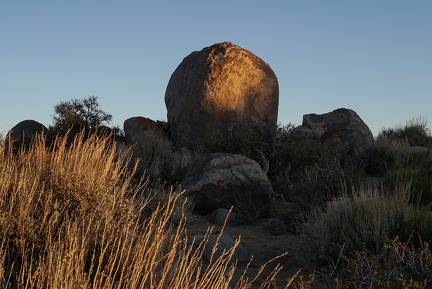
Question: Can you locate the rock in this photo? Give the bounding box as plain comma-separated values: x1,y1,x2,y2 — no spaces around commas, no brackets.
165,42,279,155
293,108,375,165
302,108,374,149
94,125,127,143
194,234,251,265
207,208,240,226
124,117,163,145
181,153,274,217
95,125,113,136
123,117,172,178
5,120,48,153
407,146,432,155
263,219,287,236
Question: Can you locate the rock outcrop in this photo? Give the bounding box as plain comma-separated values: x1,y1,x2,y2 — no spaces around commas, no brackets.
6,120,48,153
165,42,279,155
124,117,164,146
181,153,274,217
292,108,375,167
123,117,172,178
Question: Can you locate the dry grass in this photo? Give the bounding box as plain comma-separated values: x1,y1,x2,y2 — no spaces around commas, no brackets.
300,180,432,287
0,132,299,289
301,181,413,265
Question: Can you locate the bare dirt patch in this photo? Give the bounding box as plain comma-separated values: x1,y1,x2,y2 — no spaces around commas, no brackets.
185,200,328,288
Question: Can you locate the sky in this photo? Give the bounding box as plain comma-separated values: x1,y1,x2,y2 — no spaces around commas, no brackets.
1,1,431,137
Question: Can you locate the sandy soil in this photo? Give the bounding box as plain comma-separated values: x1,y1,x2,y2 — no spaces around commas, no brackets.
185,199,328,288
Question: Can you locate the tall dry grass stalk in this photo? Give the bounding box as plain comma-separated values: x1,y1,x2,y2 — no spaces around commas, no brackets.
0,132,288,289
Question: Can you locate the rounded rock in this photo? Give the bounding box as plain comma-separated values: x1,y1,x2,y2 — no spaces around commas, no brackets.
165,42,279,153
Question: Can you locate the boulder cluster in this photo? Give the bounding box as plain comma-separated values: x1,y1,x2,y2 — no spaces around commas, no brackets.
6,42,378,222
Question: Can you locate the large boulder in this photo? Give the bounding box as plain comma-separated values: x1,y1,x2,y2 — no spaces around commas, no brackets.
165,42,279,155
181,153,274,217
292,108,375,166
5,120,48,153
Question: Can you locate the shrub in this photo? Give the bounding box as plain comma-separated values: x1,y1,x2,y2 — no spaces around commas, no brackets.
301,181,413,265
375,119,432,207
403,118,432,147
403,208,432,242
203,119,276,172
372,134,412,173
338,236,432,288
384,167,432,207
378,117,432,148
270,124,358,211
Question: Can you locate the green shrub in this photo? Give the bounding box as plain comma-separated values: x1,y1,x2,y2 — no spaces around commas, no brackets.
373,118,432,183
384,167,432,206
403,208,432,242
378,117,432,148
403,118,432,147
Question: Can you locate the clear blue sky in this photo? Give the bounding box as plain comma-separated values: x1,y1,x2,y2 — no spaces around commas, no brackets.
1,1,431,137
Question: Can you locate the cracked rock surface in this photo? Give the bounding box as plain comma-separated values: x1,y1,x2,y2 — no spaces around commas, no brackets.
181,153,273,217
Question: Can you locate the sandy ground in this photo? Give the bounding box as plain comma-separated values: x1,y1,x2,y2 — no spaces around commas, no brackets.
185,199,329,288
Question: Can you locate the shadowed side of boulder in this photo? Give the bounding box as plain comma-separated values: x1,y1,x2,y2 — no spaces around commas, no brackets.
6,120,49,153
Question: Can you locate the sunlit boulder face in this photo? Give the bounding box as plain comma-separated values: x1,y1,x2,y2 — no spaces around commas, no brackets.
165,42,279,154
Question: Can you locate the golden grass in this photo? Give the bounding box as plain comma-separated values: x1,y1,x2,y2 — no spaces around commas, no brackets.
0,132,294,289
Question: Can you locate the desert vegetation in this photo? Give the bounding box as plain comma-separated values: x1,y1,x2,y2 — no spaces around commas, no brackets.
0,132,297,289
276,117,432,288
2,107,432,288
